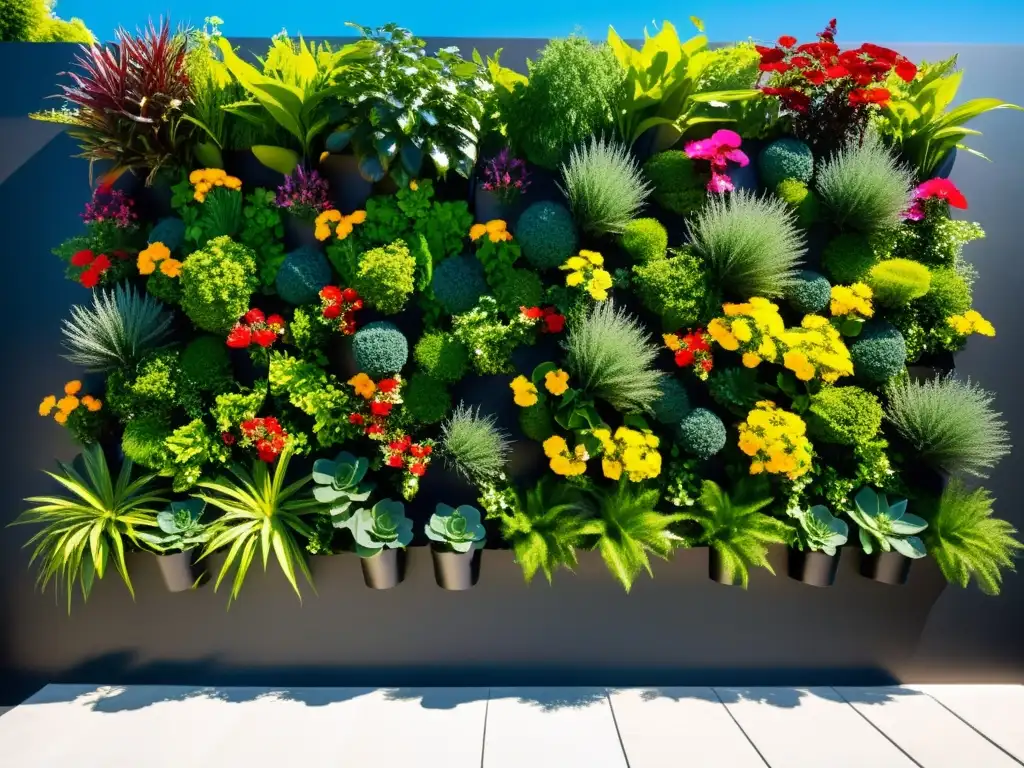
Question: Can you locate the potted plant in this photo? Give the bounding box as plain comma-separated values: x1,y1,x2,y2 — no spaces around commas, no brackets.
341,500,414,589
849,487,928,585
137,499,211,592
787,505,849,587
425,503,487,590
274,166,332,250
475,148,531,224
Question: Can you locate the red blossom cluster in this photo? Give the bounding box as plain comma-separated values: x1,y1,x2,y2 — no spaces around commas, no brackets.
319,285,363,335
71,249,113,288
226,308,286,349
383,434,433,478
664,329,714,380
238,416,288,462
347,374,403,440
520,305,566,334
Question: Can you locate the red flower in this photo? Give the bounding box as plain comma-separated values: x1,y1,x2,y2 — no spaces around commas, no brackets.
520,306,544,319
701,358,714,373
802,69,826,86
267,314,286,331
777,35,797,48
252,328,278,348
894,57,917,82
226,325,252,348
348,413,365,425
221,431,236,445
71,249,95,267
377,378,399,393
93,254,111,271
674,349,695,368
757,46,785,64
366,424,385,436
824,65,848,79
240,419,258,435
389,436,411,453
544,313,566,334
79,268,102,289
818,18,837,42
370,401,393,417
410,444,432,458
112,249,131,260
790,55,811,69
320,285,342,303
256,442,278,463
409,462,427,477
915,179,968,209
759,61,791,74
263,416,282,434
341,287,359,302
849,87,890,106
386,454,405,468
244,308,265,325
323,303,341,319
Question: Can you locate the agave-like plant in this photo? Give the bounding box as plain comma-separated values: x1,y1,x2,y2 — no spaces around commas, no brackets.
14,444,168,612
849,487,928,558
796,505,849,556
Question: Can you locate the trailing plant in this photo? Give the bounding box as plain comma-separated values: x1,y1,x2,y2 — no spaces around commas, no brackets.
848,486,927,558
425,504,487,552
560,135,650,236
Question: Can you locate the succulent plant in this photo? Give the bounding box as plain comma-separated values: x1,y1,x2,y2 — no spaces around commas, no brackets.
796,505,849,556
312,452,374,521
849,487,928,558
138,498,210,552
342,499,414,558
425,503,487,553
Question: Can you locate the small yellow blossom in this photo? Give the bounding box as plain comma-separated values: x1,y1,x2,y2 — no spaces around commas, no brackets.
663,333,681,351
510,375,539,407
565,271,585,287
543,435,568,459
742,352,762,368
544,370,570,396
469,223,488,241
409,180,419,191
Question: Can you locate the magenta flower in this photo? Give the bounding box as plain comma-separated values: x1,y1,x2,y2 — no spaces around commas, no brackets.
275,166,331,221
82,186,137,229
482,148,530,204
684,129,749,194
902,178,968,221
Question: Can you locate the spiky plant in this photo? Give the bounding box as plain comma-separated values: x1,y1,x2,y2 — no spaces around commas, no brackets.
678,478,794,588
440,403,512,484
61,284,174,372
816,135,914,233
589,483,683,592
885,375,1011,477
922,479,1023,596
565,300,665,413
560,135,651,236
687,189,805,299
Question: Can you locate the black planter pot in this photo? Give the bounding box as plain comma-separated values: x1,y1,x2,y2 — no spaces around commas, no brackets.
708,548,741,586
282,214,322,252
224,149,286,191
788,548,842,587
430,545,481,591
154,550,207,592
860,550,914,585
360,548,405,589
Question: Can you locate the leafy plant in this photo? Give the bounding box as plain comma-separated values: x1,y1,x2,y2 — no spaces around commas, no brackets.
341,499,413,557
816,136,914,233
311,452,374,520
708,367,775,416
775,179,821,227
14,444,167,612
560,135,650,236
849,486,927,558
688,190,805,299
922,478,1023,596
414,331,469,383
451,297,535,375
197,445,319,604
440,403,511,483
62,284,173,372
621,218,668,263
179,236,259,333
794,504,849,556
884,375,1011,477
643,151,706,214
677,478,793,588
565,300,665,413
632,248,715,330
425,504,487,553
137,498,210,552
403,373,451,425
807,386,883,446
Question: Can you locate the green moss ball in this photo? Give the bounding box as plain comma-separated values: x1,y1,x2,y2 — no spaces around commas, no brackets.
621,218,668,263
121,414,172,470
352,321,409,378
652,377,691,426
678,408,727,459
915,267,972,324
866,258,932,307
850,321,907,383
807,385,883,445
180,335,232,392
275,246,332,305
759,138,814,189
822,233,878,285
786,270,832,314
519,402,556,442
494,268,545,314
414,331,470,383
514,201,578,270
775,179,820,227
432,254,488,315
402,373,451,425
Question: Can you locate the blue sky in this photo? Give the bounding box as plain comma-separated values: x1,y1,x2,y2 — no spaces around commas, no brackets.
56,0,1024,44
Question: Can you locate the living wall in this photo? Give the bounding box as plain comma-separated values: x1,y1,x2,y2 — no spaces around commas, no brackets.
16,17,1024,608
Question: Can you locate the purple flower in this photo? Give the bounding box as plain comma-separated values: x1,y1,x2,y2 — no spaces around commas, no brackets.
82,187,137,229
276,166,331,220
482,148,531,204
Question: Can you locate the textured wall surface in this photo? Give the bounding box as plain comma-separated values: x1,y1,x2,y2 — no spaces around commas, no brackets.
0,41,1021,704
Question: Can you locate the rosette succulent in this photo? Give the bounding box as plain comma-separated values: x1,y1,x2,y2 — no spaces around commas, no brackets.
795,505,849,556
312,451,374,520
343,499,414,557
849,487,928,558
425,503,487,553
137,498,210,552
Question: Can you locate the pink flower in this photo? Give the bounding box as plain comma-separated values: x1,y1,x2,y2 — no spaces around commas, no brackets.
915,178,968,209
708,172,735,194
685,130,748,194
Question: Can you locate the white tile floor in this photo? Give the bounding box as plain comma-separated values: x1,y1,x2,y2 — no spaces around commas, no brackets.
0,684,1022,767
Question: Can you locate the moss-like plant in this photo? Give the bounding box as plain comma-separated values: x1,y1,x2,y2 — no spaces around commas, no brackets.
121,414,173,470
414,331,469,383
432,255,488,315
352,322,408,378
807,386,883,446
632,249,715,330
759,137,814,188
867,259,932,307
275,246,332,305
180,236,258,333
352,240,416,315
850,321,907,383
403,373,451,425
822,233,879,285
494,268,544,314
679,408,727,459
816,136,914,233
514,201,578,270
180,335,232,392
643,151,705,215
775,179,820,227
621,218,668,263
786,270,832,314
651,377,691,426
560,135,650,236
518,401,556,441
440,403,511,484
915,267,972,324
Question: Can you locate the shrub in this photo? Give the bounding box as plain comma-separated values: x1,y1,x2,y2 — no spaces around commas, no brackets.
821,233,878,284
560,135,650,236
632,250,715,330
885,375,1011,477
0,0,44,41
688,190,804,299
775,179,820,227
651,377,691,426
148,217,186,252
32,15,93,43
644,152,706,215
915,267,972,324
816,136,914,233
275,246,332,305
519,402,556,441
180,335,232,392
514,201,578,270
352,240,416,315
786,270,832,314
506,37,624,169
807,386,883,446
121,414,172,470
130,349,180,414
414,331,469,383
678,408,727,459
432,255,488,315
850,321,907,383
922,479,1023,596
352,322,409,378
441,403,512,483
759,138,814,189
867,259,932,307
403,373,451,426
565,301,665,413
180,236,258,333
621,218,668,263
494,268,544,314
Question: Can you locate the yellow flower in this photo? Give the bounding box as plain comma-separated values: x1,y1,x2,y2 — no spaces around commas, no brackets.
189,169,206,184
160,258,183,278
348,210,367,224
53,411,68,425
510,375,539,407
544,369,570,396
565,271,585,287
223,175,242,190
563,256,587,271
348,373,376,399
485,219,507,234
314,225,332,241
409,180,419,191
138,242,170,275
591,269,613,290
38,395,56,417
56,395,79,413
732,318,752,342
663,333,681,351
707,319,739,351
588,285,609,301
488,229,512,243
741,352,761,369
974,317,996,336
738,433,760,456
543,435,568,459
64,380,82,395
335,218,354,240
469,223,488,241
581,250,604,266
602,458,623,480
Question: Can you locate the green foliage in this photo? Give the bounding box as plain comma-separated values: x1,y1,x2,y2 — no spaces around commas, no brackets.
565,300,665,413
775,179,820,227
688,190,804,299
211,388,266,434
275,247,332,305
432,255,488,315
426,504,487,553
506,36,624,169
146,271,182,306
758,138,814,189
441,403,511,484
786,270,832,314
352,240,417,315
652,377,691,426
678,408,727,459
414,331,469,383
560,135,650,236
288,305,331,363
340,499,414,557
451,297,535,375
15,444,166,612
63,403,105,446
180,335,232,393
867,259,932,307
915,267,971,323
403,373,451,425
514,201,579,270
61,284,174,372
180,236,258,333
643,151,705,214
708,367,773,416
311,451,373,518
822,234,879,285
416,199,473,263
0,0,44,41
352,322,408,377
268,352,356,448
922,479,1023,596
121,415,173,470
850,321,907,383
518,401,556,441
164,418,231,492
621,218,668,263
632,249,716,330
239,189,286,288
794,504,849,556
149,217,186,252
885,375,1011,477
850,486,928,557
807,386,883,446
890,215,985,269
816,137,914,233
677,478,792,588
494,268,544,315
190,188,244,246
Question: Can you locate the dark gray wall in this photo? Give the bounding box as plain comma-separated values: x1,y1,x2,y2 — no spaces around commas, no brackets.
1,41,1022,703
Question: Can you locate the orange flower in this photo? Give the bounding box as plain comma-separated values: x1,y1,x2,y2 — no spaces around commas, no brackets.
64,380,82,395
85,398,103,412
54,411,68,425
38,395,56,417
160,258,183,278
56,395,79,413
347,210,367,224
469,223,487,241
